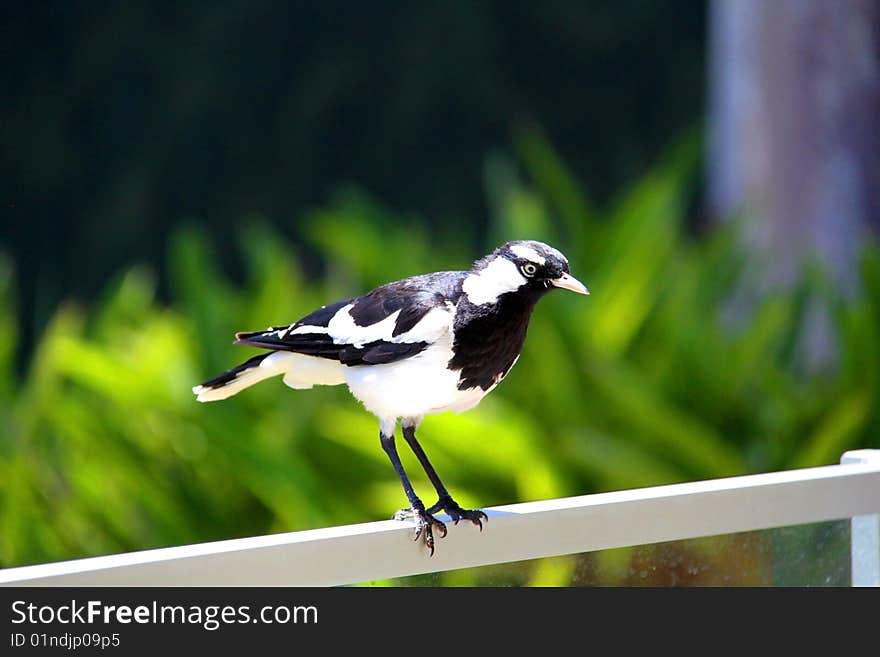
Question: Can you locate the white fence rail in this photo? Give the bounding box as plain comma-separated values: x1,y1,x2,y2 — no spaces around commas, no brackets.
2,450,879,587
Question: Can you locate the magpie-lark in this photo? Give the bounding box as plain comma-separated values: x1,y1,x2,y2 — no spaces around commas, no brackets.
193,240,588,554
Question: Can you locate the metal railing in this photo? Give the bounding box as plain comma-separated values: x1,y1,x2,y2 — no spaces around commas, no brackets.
2,450,878,587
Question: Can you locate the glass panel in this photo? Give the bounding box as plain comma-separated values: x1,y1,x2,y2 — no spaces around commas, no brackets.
359,520,851,586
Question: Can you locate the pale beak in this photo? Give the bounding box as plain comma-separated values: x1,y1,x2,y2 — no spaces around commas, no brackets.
551,272,590,295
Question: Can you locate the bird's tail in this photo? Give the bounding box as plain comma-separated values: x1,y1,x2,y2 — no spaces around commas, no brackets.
192,353,286,402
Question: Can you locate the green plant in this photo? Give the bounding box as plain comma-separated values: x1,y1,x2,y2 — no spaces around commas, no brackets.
1,129,876,585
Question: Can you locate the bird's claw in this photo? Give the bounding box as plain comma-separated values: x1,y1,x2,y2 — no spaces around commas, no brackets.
412,507,446,556
393,497,486,555
392,508,414,521
393,505,447,556
427,497,488,531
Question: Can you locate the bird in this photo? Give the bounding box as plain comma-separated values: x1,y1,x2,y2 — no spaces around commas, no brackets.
193,240,589,555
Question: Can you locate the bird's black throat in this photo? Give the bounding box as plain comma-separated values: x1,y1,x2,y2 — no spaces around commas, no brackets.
449,287,547,391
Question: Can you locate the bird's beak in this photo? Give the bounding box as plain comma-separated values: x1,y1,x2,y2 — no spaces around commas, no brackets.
551,272,590,295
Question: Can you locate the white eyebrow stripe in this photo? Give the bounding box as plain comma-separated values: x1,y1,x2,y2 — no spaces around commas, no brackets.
462,257,527,305
509,244,546,265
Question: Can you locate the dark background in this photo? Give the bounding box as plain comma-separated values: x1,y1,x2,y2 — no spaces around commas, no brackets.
2,1,705,358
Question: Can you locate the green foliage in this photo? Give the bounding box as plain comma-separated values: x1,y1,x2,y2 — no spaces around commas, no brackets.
1,130,877,585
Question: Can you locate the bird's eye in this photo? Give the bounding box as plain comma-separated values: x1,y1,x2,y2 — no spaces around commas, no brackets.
521,263,538,277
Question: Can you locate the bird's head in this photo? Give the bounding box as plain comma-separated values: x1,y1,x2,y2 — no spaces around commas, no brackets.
462,240,589,306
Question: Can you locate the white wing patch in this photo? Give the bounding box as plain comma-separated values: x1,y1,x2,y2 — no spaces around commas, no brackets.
328,305,402,346
400,304,456,342
509,244,546,264
462,257,526,305
281,302,454,346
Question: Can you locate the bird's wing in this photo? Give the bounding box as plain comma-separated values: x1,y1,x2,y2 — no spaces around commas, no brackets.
234,272,464,366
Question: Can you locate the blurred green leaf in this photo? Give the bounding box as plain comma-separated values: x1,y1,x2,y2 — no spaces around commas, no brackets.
2,129,878,589
513,124,596,245
792,392,872,468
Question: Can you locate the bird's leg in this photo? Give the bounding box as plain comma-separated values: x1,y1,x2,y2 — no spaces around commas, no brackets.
379,428,446,555
401,423,488,531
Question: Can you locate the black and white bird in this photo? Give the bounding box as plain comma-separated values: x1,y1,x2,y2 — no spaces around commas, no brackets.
193,240,588,554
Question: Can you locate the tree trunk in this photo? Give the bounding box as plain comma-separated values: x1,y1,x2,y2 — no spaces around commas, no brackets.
709,0,879,289
708,0,880,366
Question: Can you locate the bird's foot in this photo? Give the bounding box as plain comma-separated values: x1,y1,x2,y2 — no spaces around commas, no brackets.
427,496,488,531
392,505,447,556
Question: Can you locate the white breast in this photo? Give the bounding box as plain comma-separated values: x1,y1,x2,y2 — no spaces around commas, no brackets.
343,336,489,421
